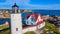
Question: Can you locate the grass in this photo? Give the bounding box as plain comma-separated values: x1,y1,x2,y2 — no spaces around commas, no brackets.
24,31,36,34
40,22,60,34
0,24,9,30
0,22,60,34
0,24,10,34
0,30,10,34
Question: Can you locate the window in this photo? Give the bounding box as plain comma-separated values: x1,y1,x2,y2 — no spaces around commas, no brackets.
16,28,18,31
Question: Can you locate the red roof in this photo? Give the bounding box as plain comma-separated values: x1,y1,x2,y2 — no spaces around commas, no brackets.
36,21,44,25
26,14,31,19
25,14,45,27
26,14,42,20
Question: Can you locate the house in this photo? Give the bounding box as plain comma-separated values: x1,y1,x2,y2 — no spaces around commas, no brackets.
26,14,36,26
23,14,45,33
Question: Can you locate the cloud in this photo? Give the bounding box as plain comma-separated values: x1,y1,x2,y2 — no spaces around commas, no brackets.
23,4,60,10
0,0,23,9
0,0,60,10
18,0,60,10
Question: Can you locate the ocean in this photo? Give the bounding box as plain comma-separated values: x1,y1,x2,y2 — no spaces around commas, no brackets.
0,10,60,25
34,10,60,16
22,10,60,18
0,18,10,25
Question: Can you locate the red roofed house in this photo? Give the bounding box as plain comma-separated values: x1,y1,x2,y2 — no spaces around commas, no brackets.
23,14,45,33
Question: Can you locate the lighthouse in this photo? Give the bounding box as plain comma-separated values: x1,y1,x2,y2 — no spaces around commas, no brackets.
10,3,22,34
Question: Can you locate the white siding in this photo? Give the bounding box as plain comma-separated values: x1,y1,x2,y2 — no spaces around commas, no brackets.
22,26,36,33
11,14,22,34
38,22,45,29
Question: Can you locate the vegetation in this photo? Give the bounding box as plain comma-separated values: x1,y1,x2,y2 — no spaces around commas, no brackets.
0,24,9,29
0,24,10,34
0,21,60,34
0,29,10,34
40,21,60,34
24,31,36,34
3,11,10,18
22,23,26,28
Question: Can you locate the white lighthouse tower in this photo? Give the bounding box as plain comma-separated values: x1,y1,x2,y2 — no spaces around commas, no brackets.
10,3,22,34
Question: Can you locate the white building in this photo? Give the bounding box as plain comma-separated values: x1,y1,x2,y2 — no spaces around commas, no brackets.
10,3,22,34
23,14,45,33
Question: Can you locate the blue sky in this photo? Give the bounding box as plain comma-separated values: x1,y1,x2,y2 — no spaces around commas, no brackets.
30,0,60,5
0,0,60,10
